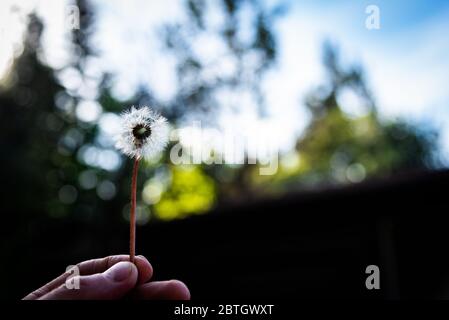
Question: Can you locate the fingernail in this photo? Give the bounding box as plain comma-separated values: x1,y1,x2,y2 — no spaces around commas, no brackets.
105,261,133,282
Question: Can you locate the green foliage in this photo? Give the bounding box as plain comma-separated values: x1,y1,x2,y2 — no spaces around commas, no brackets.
261,44,438,191
155,165,216,220
296,108,436,184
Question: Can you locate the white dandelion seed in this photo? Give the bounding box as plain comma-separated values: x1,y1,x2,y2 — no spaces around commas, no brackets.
115,106,169,160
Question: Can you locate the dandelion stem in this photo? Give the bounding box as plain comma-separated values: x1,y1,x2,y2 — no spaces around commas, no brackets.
129,157,140,264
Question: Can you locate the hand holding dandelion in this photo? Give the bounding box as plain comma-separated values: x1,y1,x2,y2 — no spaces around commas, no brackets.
116,106,169,263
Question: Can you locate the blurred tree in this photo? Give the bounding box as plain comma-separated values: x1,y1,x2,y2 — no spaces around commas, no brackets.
255,42,439,192
0,1,439,229
159,0,286,206
155,165,216,220
162,0,284,122
0,13,65,216
0,0,285,230
0,1,129,227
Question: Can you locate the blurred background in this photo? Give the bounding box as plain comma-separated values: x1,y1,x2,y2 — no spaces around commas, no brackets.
1,0,449,299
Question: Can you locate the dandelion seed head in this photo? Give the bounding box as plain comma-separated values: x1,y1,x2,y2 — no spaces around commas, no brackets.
115,106,169,159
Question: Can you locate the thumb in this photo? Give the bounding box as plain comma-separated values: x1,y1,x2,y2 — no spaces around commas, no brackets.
40,261,138,300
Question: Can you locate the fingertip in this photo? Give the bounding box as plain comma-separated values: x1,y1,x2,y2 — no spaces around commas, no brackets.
132,280,191,300
135,255,153,284
166,280,191,300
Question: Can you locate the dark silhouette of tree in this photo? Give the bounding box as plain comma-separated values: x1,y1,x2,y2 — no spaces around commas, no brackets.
0,13,64,215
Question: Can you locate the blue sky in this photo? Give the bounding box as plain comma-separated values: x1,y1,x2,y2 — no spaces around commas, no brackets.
1,0,449,163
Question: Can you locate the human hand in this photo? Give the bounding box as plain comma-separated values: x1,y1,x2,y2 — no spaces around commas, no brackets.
23,255,190,300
